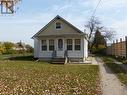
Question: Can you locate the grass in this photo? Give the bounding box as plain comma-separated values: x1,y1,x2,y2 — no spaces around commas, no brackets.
102,57,127,85
122,60,127,65
109,56,127,65
0,54,12,60
0,55,101,95
114,57,127,65
0,53,33,61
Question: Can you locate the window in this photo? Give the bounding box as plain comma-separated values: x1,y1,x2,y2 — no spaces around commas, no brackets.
75,39,81,50
49,40,54,51
67,39,72,50
41,40,47,51
56,22,61,29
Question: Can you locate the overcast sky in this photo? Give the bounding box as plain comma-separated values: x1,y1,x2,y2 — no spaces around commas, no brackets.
0,0,127,46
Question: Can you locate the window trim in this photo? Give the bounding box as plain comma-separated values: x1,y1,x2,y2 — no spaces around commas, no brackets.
41,40,47,51
55,22,62,30
49,39,55,51
74,39,81,51
66,39,73,51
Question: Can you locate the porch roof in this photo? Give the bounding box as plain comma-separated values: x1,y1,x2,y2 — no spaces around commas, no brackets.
37,34,86,39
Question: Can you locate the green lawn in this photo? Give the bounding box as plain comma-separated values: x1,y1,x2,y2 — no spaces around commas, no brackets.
0,54,12,60
121,60,127,65
0,58,101,95
112,56,127,65
0,53,33,61
102,57,127,85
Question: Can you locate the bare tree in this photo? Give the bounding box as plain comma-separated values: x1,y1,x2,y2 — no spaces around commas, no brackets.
0,0,21,13
101,28,116,41
85,17,101,52
0,0,21,5
85,17,101,41
85,16,116,53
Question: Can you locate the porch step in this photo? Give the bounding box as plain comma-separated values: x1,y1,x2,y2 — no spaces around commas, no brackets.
51,58,65,64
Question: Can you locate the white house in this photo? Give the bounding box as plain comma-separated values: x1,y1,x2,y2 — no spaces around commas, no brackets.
32,15,88,63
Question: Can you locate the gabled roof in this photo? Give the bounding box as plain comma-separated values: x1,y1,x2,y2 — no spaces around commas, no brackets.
32,15,87,39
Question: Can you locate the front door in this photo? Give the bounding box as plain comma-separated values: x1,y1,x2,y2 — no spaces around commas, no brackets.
57,39,64,58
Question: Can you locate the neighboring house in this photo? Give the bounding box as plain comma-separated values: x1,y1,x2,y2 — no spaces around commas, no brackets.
12,41,27,51
32,15,88,63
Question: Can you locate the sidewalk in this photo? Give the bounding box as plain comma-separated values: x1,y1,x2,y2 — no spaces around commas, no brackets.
95,57,127,95
85,57,99,65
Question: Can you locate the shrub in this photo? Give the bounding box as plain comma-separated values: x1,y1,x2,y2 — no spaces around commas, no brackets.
92,45,106,54
122,60,127,65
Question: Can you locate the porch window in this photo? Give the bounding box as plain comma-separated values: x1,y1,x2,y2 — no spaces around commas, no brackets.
49,39,55,51
75,39,81,50
41,40,47,51
67,39,72,50
56,22,61,29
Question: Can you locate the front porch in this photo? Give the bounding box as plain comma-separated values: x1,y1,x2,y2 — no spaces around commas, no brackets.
34,36,88,63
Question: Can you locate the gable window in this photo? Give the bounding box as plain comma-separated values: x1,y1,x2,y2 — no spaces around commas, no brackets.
41,40,47,51
67,39,72,50
75,39,81,50
49,39,55,51
56,22,61,29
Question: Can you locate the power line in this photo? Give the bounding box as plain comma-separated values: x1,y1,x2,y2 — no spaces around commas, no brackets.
91,0,102,18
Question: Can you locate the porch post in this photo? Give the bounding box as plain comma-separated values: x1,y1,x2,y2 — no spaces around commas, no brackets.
63,38,65,51
55,39,57,51
47,39,49,51
72,38,75,51
64,38,66,51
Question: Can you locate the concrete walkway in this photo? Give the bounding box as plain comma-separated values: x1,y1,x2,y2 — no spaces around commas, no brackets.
85,57,99,65
95,57,127,95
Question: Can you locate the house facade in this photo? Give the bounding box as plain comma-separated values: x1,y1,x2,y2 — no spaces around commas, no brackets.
32,15,88,62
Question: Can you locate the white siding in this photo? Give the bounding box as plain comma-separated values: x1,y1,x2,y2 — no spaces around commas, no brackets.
34,38,40,58
39,51,53,58
84,38,88,58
